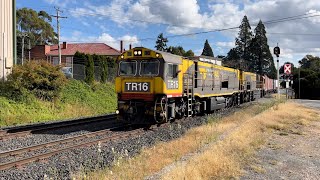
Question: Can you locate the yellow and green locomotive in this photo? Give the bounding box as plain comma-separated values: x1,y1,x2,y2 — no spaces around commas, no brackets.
115,47,260,124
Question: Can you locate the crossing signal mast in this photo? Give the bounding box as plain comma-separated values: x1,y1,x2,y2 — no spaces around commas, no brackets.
273,44,280,98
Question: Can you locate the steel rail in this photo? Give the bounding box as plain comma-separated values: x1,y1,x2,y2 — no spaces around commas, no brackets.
0,129,141,171
0,126,122,158
2,114,117,132
0,114,117,140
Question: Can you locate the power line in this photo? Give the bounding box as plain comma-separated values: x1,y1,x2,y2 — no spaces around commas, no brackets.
135,13,320,42
61,6,320,29
50,9,320,49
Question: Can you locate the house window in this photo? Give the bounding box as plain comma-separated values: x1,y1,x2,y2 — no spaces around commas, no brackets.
66,57,73,67
52,57,59,65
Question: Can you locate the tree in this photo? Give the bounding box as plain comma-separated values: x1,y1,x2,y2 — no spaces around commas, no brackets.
17,8,58,63
201,39,214,57
223,48,240,68
155,33,168,51
225,15,253,70
299,55,320,71
85,54,95,84
292,55,320,99
249,20,276,78
17,8,57,45
100,57,109,83
184,50,195,57
168,46,194,57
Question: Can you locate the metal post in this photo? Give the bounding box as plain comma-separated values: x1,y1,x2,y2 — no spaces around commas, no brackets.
298,66,300,99
21,34,25,65
277,56,280,99
71,57,74,79
56,9,61,65
2,33,5,81
28,38,31,61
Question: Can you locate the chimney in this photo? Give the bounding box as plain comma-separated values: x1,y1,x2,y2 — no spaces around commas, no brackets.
120,40,123,53
44,45,51,55
62,42,67,49
129,44,132,50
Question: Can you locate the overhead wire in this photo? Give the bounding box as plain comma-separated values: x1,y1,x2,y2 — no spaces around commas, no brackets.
29,3,320,45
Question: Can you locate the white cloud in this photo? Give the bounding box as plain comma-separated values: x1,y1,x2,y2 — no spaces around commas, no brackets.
64,0,320,64
44,0,77,8
61,31,139,51
216,42,234,48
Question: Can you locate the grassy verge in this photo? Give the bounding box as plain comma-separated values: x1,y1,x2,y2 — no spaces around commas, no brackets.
162,101,319,179
82,98,315,179
0,80,116,127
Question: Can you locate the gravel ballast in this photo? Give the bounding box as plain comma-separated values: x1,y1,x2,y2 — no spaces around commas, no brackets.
0,103,250,180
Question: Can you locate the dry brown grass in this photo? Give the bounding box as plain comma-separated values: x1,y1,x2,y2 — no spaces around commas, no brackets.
163,102,319,180
82,101,319,180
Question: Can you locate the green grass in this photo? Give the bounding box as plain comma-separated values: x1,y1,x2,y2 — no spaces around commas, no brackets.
0,80,117,127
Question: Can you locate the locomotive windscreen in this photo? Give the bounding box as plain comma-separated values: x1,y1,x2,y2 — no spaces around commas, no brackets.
140,60,159,76
119,61,137,76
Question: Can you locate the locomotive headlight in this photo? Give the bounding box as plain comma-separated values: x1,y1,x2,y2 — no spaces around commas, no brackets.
115,110,120,114
156,53,160,57
138,50,142,55
134,51,138,55
121,55,124,59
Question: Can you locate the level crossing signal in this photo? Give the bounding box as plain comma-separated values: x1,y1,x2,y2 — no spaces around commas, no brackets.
284,63,291,74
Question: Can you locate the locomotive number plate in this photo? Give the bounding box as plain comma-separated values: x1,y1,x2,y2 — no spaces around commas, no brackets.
125,82,150,92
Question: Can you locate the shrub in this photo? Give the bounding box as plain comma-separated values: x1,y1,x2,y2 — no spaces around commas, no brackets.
85,54,95,84
4,61,67,101
100,58,108,83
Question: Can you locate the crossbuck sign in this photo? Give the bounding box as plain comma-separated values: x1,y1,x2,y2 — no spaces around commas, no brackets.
284,64,291,74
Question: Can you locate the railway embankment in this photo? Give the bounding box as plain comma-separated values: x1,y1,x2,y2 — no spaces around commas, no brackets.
0,80,116,127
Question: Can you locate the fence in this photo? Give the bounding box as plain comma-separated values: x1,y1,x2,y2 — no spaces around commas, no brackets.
73,64,117,82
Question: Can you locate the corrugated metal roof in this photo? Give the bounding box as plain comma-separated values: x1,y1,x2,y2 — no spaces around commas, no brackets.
47,43,120,56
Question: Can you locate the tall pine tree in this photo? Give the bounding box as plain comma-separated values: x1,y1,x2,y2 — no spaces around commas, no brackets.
201,39,214,57
225,15,253,70
155,33,168,51
249,20,276,78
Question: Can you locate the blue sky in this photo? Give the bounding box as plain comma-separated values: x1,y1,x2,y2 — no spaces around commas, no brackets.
17,0,320,66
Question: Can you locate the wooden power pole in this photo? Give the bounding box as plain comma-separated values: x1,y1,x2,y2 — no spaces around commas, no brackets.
52,7,67,65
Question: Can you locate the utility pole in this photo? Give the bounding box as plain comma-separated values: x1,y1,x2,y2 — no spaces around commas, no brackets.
52,7,67,65
20,32,28,65
28,38,31,61
298,66,300,99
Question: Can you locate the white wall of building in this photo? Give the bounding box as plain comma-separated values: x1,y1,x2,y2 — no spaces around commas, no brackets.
0,0,14,80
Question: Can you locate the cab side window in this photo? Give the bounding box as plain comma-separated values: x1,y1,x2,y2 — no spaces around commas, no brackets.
167,64,178,78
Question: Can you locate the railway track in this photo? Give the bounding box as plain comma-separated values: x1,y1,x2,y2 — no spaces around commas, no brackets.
0,125,143,171
0,114,117,140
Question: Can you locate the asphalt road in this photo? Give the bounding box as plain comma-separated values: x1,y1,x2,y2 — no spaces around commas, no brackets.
293,99,320,109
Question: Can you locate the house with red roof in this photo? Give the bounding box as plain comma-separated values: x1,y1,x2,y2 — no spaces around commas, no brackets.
30,42,121,67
